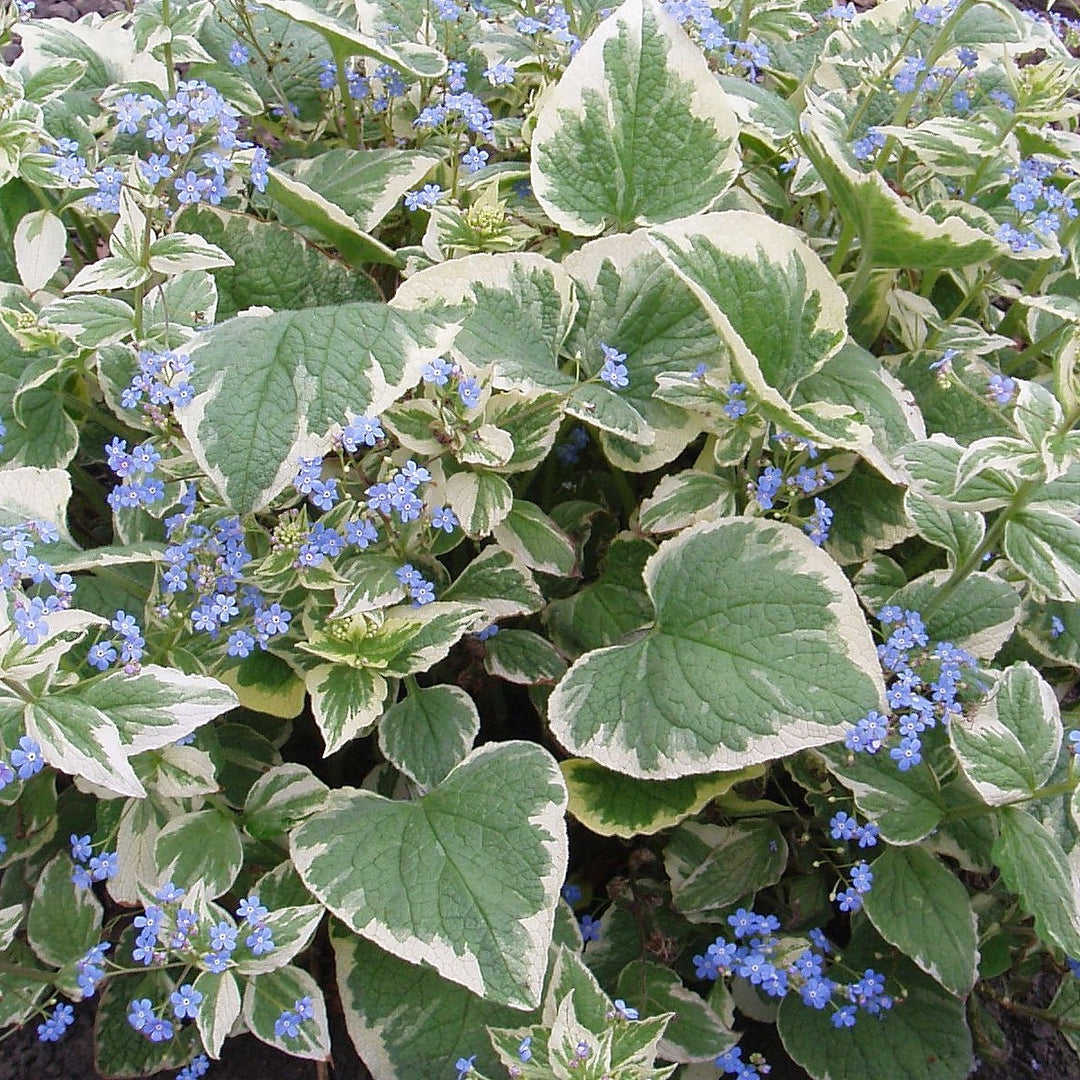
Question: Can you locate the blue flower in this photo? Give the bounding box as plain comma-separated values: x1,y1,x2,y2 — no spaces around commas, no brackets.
342,415,384,450
458,377,482,408
598,343,629,388
228,41,250,65
404,184,444,211
455,1056,476,1078
10,736,44,779
37,1003,75,1042
170,984,203,1020
579,914,601,942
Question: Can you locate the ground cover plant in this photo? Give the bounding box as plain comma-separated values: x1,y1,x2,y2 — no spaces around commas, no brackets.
2,0,1080,1077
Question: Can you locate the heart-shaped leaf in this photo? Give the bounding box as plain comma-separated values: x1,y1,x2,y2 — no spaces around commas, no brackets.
548,518,885,778
291,742,567,1009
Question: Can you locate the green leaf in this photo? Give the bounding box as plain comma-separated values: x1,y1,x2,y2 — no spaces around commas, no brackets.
482,629,567,687
243,763,329,841
548,518,884,779
177,206,378,318
616,960,735,1062
180,302,450,512
563,231,723,471
26,853,102,968
305,663,388,756
220,649,307,719
146,231,232,275
862,845,978,996
543,534,655,657
1050,973,1080,1063
79,665,237,754
442,546,544,620
530,0,738,234
242,964,330,1059
950,662,1061,806
778,929,972,1080
146,743,218,799
493,500,577,576
664,819,787,920
26,695,144,798
291,742,567,1009
649,211,848,400
484,391,564,474
794,341,926,483
886,570,1020,659
638,470,737,534
154,808,244,899
280,147,442,231
801,92,1000,271
992,807,1080,958
823,463,913,566
14,209,67,293
0,327,78,468
378,684,480,789
818,745,945,845
40,295,135,347
257,0,445,77
1004,507,1080,601
194,970,241,1060
444,470,514,537
904,491,985,568
332,921,533,1079
561,758,763,839
264,168,401,268
393,252,576,393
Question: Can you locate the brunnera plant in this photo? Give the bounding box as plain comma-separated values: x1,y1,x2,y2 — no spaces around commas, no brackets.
1,0,1080,1077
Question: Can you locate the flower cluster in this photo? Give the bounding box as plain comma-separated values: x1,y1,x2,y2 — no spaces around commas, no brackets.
274,995,315,1038
845,607,979,769
420,356,483,409
693,910,894,1030
662,1,769,76
105,436,165,512
70,833,119,889
1,519,75,646
121,348,196,419
598,343,629,389
49,79,268,212
86,609,146,674
555,425,589,466
36,1003,75,1043
994,158,1079,253
395,563,437,606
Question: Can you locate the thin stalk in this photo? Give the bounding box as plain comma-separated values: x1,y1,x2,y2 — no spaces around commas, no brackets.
160,0,177,97
919,478,1040,619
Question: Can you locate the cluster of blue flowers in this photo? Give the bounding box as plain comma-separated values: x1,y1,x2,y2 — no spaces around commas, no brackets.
157,499,292,657
70,832,119,889
694,910,894,1035
273,995,315,1038
105,436,165,513
1,519,75,647
994,157,1079,253
420,356,482,409
555,425,589,466
662,1,769,76
49,79,268,214
86,609,146,674
715,1045,772,1080
598,343,629,389
122,348,196,419
845,607,979,770
36,1003,75,1043
747,439,835,546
